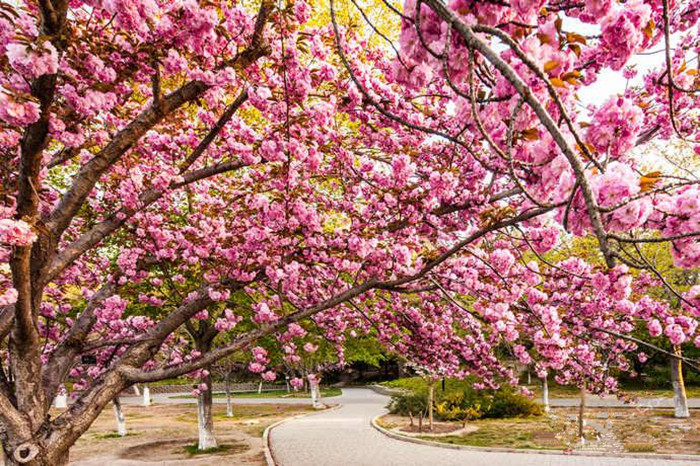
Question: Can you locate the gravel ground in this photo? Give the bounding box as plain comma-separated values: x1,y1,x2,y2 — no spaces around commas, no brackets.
269,388,695,466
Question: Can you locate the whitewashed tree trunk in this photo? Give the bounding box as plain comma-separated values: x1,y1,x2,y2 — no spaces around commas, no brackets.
54,393,67,408
132,385,141,396
309,376,323,409
671,345,690,418
112,397,127,437
542,375,550,413
527,369,531,385
197,392,217,450
195,361,218,451
257,381,262,394
142,386,151,407
225,372,233,417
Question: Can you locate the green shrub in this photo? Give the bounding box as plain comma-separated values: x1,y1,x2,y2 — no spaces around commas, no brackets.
434,392,480,421
485,388,542,418
387,391,428,417
386,377,542,422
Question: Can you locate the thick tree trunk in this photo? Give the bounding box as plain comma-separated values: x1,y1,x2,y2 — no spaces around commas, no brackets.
671,345,690,418
113,397,127,436
225,372,233,418
542,375,550,412
189,324,218,451
2,442,69,466
197,375,217,450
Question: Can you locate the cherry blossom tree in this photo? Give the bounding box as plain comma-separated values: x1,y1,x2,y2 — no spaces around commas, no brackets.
1,0,700,464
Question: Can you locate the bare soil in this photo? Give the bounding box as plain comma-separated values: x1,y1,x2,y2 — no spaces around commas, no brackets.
64,402,315,465
382,407,700,454
560,407,700,455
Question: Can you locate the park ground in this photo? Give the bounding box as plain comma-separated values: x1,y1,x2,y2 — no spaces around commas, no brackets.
68,402,315,465
61,387,700,465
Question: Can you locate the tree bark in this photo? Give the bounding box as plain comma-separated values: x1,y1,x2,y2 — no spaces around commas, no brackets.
197,372,217,451
542,375,550,413
192,326,218,451
671,345,690,418
1,442,69,466
113,397,127,437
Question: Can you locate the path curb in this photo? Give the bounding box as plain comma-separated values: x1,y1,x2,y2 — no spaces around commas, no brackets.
367,384,402,397
370,414,700,462
263,403,342,466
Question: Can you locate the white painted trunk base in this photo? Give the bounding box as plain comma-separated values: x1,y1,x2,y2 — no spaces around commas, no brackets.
309,378,324,409
197,397,218,450
54,394,68,408
671,349,690,418
142,386,151,407
113,400,127,437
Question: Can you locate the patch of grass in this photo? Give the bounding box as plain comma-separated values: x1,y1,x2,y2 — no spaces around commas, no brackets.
175,404,315,424
182,443,233,455
425,417,567,451
625,442,656,453
95,432,139,439
171,388,341,399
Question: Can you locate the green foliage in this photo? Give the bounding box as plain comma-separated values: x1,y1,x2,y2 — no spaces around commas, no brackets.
485,389,543,418
385,377,542,422
387,391,428,417
434,392,481,421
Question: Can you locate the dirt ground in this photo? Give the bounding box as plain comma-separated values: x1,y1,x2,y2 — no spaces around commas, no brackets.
568,407,700,455
62,402,315,465
380,407,700,454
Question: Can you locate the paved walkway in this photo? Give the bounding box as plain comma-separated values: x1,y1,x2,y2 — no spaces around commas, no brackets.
269,388,692,466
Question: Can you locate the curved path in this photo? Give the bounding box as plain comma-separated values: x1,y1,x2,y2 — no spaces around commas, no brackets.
269,388,691,466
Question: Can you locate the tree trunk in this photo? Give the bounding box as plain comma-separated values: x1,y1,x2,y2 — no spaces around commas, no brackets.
542,375,550,412
309,375,323,409
113,397,127,437
225,372,233,418
671,345,690,418
142,386,151,407
197,371,217,451
428,380,434,432
578,387,586,443
1,443,69,466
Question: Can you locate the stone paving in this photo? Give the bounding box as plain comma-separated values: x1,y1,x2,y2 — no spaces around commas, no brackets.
269,388,694,466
